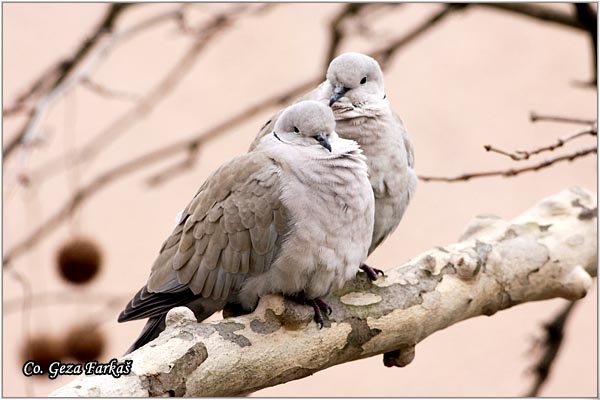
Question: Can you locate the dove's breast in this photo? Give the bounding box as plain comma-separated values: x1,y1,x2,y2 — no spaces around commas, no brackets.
237,148,374,305
335,107,417,254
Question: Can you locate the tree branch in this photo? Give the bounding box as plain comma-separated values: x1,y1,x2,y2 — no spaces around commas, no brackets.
372,4,466,68
419,146,597,182
483,126,597,161
26,5,255,184
476,3,585,30
530,112,597,125
525,301,578,396
2,3,136,160
324,3,370,69
574,3,597,85
50,187,597,397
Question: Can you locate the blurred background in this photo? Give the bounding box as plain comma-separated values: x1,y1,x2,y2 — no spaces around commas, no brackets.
2,3,597,397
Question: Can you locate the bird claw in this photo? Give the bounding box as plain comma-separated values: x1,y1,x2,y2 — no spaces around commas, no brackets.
287,295,332,328
360,263,385,281
314,298,333,315
308,298,332,329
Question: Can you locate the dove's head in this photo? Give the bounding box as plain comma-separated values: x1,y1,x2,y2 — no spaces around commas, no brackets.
273,100,335,152
326,52,385,106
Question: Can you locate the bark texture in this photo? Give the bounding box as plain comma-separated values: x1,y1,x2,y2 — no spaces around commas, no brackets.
51,187,597,397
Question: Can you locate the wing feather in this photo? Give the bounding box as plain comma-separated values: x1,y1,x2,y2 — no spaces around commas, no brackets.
124,152,289,319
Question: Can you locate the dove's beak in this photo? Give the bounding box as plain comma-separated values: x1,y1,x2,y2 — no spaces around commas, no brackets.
329,86,349,106
314,134,332,152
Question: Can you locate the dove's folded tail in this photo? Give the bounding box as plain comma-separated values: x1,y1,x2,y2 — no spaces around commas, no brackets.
122,296,227,355
124,314,166,355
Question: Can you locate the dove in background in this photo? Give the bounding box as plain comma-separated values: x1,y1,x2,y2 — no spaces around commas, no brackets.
119,100,374,353
250,52,417,281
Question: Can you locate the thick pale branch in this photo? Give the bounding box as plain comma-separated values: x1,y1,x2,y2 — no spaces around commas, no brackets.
51,187,597,397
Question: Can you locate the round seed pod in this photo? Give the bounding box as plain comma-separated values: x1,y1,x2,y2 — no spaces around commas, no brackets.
56,237,102,284
21,335,65,375
64,324,106,362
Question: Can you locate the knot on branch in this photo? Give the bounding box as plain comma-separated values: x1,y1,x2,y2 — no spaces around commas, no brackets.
383,343,416,368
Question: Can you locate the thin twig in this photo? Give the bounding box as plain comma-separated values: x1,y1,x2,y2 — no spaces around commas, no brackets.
3,6,184,202
4,291,128,315
324,3,370,70
145,144,202,186
3,3,136,160
530,112,597,125
525,301,577,397
574,4,597,86
7,269,35,396
476,3,586,30
81,77,140,102
27,5,261,184
419,146,597,182
484,126,597,161
372,4,467,68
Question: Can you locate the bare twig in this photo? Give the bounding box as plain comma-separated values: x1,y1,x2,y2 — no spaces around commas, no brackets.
372,4,467,68
419,146,597,182
27,5,261,184
3,3,136,160
145,143,202,186
7,268,35,396
324,3,370,69
574,4,597,85
484,127,597,161
525,301,577,397
530,112,597,125
4,291,127,315
476,3,586,30
81,78,140,102
3,102,31,117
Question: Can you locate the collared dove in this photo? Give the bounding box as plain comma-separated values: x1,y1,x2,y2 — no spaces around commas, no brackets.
119,101,374,353
250,52,417,280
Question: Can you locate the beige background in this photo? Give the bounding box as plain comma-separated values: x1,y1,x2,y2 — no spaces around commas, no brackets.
2,3,597,397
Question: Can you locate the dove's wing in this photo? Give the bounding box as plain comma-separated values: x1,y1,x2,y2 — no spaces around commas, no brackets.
394,113,415,169
119,151,289,322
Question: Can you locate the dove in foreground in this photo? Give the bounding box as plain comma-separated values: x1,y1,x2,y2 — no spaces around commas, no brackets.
118,100,374,353
250,52,417,280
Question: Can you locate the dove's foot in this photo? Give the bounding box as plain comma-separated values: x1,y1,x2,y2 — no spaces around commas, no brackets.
223,302,254,319
307,298,332,329
360,263,385,281
288,294,332,329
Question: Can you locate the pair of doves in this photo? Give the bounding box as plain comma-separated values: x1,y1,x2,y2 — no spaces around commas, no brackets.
118,52,418,354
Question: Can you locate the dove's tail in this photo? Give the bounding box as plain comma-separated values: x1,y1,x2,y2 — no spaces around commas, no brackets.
124,314,166,355
122,297,229,355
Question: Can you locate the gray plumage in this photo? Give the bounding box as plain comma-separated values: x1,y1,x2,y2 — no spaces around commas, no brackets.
119,100,374,353
250,52,417,255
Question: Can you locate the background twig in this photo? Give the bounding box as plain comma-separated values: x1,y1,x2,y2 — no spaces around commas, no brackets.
525,301,578,397
419,146,597,183
3,3,137,160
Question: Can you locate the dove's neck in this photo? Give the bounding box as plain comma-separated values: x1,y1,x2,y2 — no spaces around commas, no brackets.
271,133,369,184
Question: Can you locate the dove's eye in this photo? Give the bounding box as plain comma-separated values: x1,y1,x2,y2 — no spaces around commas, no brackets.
360,77,367,85
294,127,300,133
